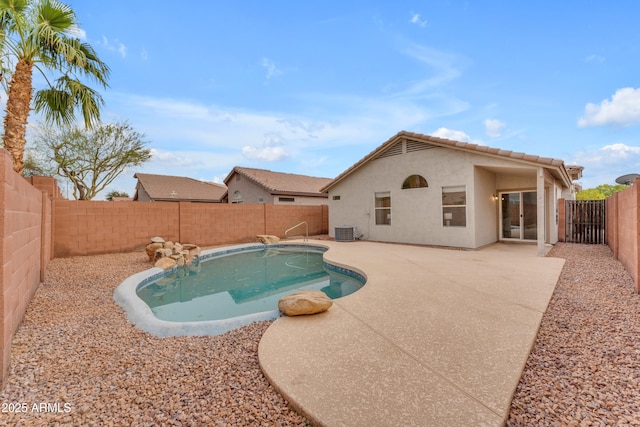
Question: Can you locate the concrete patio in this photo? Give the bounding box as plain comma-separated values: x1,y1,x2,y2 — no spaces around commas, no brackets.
258,240,565,426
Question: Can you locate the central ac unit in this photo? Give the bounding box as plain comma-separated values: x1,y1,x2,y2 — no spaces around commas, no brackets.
335,226,356,242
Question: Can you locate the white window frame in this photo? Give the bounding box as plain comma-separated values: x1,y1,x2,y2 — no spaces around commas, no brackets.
374,192,391,225
442,185,466,227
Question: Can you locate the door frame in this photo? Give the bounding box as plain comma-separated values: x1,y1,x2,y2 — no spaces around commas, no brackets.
499,190,537,241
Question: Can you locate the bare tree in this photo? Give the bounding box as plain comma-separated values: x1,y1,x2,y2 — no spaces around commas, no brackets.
35,122,152,200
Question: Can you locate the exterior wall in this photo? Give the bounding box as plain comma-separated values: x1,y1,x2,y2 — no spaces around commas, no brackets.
53,201,328,257
135,182,152,202
549,181,564,244
606,185,640,292
273,195,328,206
227,175,273,204
474,167,498,247
327,145,558,249
0,149,53,388
226,173,328,205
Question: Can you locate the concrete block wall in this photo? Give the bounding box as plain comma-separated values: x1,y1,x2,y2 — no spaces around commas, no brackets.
53,200,181,257
265,204,328,237
0,149,52,387
179,202,266,246
53,201,329,257
606,183,640,293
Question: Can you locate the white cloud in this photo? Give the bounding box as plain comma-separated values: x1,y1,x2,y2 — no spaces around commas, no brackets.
98,36,127,59
262,58,283,80
71,25,87,40
409,12,427,27
242,145,290,162
578,87,640,127
431,127,484,145
484,119,506,138
570,142,640,188
396,43,463,96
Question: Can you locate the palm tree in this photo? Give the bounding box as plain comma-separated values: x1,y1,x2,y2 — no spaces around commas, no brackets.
0,0,110,174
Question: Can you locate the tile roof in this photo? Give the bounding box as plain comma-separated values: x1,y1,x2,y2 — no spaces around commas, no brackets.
133,173,227,202
225,167,333,197
321,131,575,192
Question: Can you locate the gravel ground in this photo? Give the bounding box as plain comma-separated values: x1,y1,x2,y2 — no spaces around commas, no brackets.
0,243,638,426
508,243,640,426
0,252,310,426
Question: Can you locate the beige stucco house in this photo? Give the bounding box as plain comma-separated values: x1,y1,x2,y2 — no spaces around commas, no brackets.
321,131,581,255
223,166,332,205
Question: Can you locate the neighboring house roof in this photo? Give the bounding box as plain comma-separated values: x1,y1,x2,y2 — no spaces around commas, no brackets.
321,131,577,192
133,173,227,202
565,165,584,181
224,166,333,198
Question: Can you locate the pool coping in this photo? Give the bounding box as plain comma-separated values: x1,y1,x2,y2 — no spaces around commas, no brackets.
113,242,364,337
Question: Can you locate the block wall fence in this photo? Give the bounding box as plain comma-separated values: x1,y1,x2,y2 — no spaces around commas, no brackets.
560,192,639,293
606,182,640,293
53,200,328,257
0,150,54,388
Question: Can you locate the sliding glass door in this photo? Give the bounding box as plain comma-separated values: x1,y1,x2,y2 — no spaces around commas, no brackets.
500,191,537,240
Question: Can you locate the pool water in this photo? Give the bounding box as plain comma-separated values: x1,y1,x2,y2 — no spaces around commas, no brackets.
136,247,365,322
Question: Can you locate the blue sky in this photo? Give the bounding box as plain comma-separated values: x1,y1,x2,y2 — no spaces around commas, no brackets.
54,1,640,198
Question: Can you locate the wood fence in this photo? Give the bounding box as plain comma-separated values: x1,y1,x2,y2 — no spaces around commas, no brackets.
565,200,606,244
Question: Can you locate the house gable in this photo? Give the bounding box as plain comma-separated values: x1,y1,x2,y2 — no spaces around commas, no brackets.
321,131,573,193
223,166,332,205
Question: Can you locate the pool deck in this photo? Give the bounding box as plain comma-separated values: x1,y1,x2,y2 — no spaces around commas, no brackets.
258,240,565,426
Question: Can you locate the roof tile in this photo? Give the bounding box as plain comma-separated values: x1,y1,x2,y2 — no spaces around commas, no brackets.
134,173,227,201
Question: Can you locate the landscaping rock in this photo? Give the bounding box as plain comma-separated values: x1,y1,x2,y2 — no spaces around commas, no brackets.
154,248,172,261
155,257,177,270
145,242,163,261
145,237,200,266
257,235,280,244
278,290,332,316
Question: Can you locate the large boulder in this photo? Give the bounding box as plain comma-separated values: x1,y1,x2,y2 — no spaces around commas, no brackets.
257,235,280,244
278,290,333,316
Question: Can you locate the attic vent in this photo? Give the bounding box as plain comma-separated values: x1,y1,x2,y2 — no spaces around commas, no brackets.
335,226,356,242
406,141,437,153
377,141,403,159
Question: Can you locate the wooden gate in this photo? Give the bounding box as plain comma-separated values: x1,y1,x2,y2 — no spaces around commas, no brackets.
565,200,606,244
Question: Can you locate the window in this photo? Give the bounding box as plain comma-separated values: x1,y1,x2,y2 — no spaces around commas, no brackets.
278,197,295,202
232,190,242,203
442,186,466,227
402,175,428,189
375,192,391,225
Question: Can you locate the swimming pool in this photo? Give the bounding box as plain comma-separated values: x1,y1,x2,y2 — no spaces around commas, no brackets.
114,243,366,336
